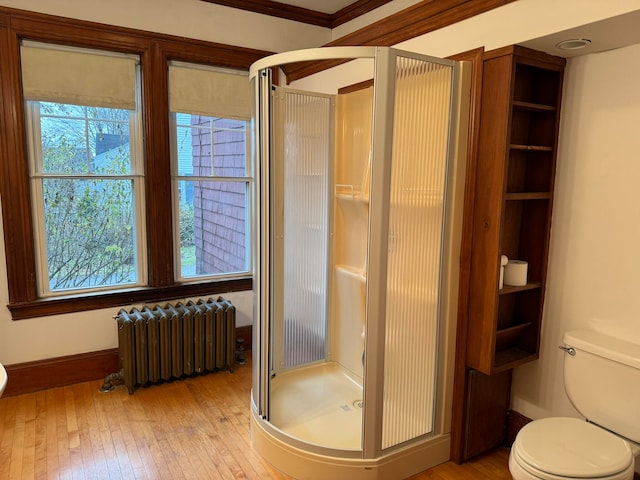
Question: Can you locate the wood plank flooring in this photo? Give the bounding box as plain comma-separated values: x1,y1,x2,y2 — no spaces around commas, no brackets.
0,356,512,479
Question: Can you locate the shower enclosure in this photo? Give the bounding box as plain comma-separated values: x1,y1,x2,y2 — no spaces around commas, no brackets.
250,47,470,479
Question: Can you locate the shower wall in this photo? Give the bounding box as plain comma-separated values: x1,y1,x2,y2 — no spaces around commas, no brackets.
380,56,454,449
333,85,373,379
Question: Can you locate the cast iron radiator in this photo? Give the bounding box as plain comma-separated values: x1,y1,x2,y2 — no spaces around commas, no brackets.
101,297,236,394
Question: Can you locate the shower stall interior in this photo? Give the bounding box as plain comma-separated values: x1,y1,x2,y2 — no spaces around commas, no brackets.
250,47,470,480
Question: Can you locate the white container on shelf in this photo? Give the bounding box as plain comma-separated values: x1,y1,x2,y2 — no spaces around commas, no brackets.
499,255,508,289
504,259,528,286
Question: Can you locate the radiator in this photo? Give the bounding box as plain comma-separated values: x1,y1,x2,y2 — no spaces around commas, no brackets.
101,297,236,394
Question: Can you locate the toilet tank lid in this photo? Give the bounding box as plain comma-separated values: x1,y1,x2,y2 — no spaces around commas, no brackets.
564,329,640,369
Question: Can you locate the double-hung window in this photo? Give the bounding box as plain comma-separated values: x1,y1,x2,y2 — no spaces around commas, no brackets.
168,61,252,281
22,42,145,296
1,11,261,319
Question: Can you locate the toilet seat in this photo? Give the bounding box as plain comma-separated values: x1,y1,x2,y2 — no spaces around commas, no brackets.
510,442,634,480
511,417,634,480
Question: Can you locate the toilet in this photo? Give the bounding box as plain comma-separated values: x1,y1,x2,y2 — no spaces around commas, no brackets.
509,329,640,480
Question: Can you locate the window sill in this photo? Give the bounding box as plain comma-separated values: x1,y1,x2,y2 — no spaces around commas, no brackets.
8,277,252,320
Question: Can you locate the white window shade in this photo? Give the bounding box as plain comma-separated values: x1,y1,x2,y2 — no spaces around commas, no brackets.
169,63,250,120
21,43,138,110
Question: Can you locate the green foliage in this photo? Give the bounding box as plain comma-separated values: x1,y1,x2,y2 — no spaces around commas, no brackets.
40,104,137,291
179,201,195,248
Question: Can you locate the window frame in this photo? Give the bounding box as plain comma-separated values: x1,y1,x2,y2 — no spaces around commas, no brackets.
0,7,269,319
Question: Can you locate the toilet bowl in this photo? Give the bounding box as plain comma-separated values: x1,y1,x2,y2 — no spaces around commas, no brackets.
509,417,635,480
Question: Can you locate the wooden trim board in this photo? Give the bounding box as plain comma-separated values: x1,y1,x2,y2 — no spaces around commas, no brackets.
506,409,532,446
3,325,253,397
3,349,120,397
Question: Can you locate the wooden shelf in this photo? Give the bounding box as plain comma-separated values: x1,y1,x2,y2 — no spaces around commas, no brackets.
505,192,551,200
512,100,556,112
494,347,538,371
495,322,531,349
499,282,541,295
510,144,553,151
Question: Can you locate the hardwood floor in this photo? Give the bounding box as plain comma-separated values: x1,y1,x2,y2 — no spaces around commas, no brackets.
0,356,512,479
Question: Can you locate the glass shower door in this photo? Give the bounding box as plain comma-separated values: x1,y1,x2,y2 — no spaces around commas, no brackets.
381,53,454,449
271,87,333,374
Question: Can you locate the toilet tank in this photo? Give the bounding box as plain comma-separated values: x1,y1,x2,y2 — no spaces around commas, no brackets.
563,329,640,443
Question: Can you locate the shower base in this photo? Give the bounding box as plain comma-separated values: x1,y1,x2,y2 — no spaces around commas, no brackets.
251,360,451,479
269,361,363,450
251,403,450,480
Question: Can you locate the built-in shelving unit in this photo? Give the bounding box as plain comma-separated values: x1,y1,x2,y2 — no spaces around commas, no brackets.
466,45,565,375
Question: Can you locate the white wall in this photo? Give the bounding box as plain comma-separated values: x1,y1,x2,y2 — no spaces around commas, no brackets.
396,0,640,58
511,42,640,420
0,0,324,365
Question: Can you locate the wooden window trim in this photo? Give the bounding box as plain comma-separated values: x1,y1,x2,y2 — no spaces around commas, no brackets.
0,6,270,319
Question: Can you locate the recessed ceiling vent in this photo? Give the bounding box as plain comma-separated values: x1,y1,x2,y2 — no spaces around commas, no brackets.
556,38,592,50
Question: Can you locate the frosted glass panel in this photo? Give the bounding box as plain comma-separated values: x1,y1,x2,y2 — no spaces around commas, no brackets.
381,56,453,449
282,91,331,368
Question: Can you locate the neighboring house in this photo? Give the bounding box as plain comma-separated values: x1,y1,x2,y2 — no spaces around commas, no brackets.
94,117,248,277
190,116,247,275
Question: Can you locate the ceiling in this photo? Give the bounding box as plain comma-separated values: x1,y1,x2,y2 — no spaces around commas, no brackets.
269,0,361,14
520,10,640,58
200,0,394,27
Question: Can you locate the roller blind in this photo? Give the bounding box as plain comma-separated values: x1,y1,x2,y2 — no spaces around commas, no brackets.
21,42,139,110
169,62,250,120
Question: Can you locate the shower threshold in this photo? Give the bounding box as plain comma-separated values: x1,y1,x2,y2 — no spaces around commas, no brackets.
269,361,363,450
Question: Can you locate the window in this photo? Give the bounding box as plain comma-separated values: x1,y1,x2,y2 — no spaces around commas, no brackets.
22,42,145,296
0,9,262,319
169,62,252,281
